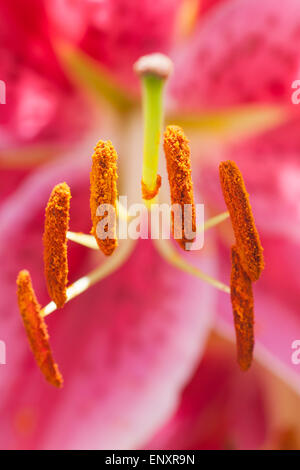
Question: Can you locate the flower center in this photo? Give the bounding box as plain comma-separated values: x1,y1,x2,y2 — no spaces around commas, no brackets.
16,54,265,387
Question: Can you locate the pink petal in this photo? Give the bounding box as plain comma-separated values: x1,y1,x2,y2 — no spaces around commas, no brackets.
144,335,268,450
0,155,217,449
46,0,89,43
70,0,181,91
170,0,300,110
0,169,31,203
200,0,228,16
0,0,90,149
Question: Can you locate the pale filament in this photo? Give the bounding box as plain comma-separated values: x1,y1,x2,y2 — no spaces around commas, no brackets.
154,238,230,294
202,211,229,231
66,231,98,249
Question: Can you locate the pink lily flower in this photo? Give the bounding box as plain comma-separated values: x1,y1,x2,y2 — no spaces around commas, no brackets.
1,0,300,450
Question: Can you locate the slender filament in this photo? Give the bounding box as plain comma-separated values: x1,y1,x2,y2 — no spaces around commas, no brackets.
155,238,230,294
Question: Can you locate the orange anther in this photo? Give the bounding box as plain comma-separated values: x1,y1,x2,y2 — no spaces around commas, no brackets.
16,270,63,387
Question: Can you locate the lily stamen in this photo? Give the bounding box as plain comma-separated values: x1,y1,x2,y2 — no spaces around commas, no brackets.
43,182,71,309
219,160,264,281
219,160,265,370
163,125,196,250
90,140,118,255
16,270,63,388
230,245,254,371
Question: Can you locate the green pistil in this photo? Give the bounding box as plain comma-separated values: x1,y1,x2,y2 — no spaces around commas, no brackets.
141,73,165,193
134,53,173,204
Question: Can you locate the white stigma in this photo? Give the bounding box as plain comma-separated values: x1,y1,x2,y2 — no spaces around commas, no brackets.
134,53,173,79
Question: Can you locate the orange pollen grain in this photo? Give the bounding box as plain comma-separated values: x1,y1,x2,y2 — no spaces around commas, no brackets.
163,125,196,250
43,182,71,309
230,245,254,371
141,174,162,200
16,270,63,388
90,140,118,256
219,160,264,282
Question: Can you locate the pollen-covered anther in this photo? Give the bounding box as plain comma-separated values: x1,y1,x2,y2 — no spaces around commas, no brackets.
163,125,196,250
43,182,71,308
230,246,254,372
16,270,63,388
219,160,264,282
90,140,118,256
141,174,162,200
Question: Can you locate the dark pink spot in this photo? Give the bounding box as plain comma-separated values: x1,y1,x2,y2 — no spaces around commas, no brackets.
267,79,285,97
